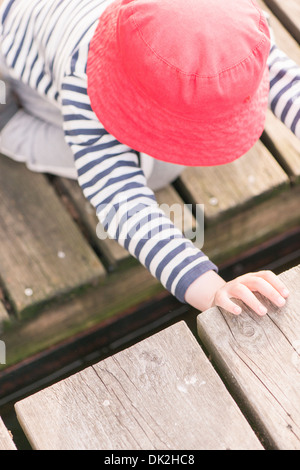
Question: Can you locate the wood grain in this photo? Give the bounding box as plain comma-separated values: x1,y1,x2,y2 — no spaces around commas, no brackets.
0,417,16,450
197,264,300,450
264,0,300,44
54,177,130,269
1,264,162,367
177,140,289,226
15,322,262,450
201,185,300,265
258,1,300,62
263,110,300,183
0,156,105,317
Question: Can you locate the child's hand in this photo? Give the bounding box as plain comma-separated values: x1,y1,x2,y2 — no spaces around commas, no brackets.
211,270,289,316
185,269,289,315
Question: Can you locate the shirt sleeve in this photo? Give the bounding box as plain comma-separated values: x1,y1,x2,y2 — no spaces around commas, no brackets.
60,67,217,304
268,43,300,139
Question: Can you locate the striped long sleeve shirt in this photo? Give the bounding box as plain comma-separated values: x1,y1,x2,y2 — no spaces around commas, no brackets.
0,0,299,303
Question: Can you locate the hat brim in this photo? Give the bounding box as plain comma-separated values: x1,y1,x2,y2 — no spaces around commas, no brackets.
87,0,270,167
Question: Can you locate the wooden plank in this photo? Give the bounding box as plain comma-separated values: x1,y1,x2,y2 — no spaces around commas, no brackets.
1,264,163,368
0,291,182,403
201,185,300,266
263,110,300,183
15,321,263,450
177,140,289,226
54,177,130,269
0,155,106,317
197,264,300,450
264,0,300,44
258,1,300,63
0,417,16,450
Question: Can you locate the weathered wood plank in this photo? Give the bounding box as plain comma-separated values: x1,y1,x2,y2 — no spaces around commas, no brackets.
197,264,300,450
0,155,106,317
263,110,300,183
1,264,163,368
258,1,300,63
264,0,300,44
177,140,289,226
0,417,16,450
201,185,300,266
15,321,263,450
54,177,130,269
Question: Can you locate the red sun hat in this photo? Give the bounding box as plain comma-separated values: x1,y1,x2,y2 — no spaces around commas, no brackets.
87,0,271,167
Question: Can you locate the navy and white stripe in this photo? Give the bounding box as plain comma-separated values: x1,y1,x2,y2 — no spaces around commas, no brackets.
62,57,214,302
0,0,216,303
0,0,299,303
268,43,300,138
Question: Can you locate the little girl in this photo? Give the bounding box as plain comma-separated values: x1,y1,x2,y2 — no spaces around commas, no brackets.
0,0,299,316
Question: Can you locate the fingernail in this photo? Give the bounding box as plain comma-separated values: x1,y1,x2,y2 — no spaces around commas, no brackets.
234,306,242,314
277,296,286,306
259,305,268,315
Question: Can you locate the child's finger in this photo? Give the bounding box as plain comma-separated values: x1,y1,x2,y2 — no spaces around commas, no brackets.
242,276,286,308
229,283,268,316
214,292,243,315
255,270,289,298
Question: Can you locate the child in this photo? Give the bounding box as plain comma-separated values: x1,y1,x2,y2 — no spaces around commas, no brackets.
0,0,298,316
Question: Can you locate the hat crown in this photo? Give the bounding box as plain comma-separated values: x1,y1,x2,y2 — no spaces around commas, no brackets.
118,0,270,117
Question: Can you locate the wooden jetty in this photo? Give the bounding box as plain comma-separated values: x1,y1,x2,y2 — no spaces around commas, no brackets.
0,0,299,450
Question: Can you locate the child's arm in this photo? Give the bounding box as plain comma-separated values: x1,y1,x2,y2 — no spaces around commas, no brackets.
185,269,289,315
61,57,218,305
